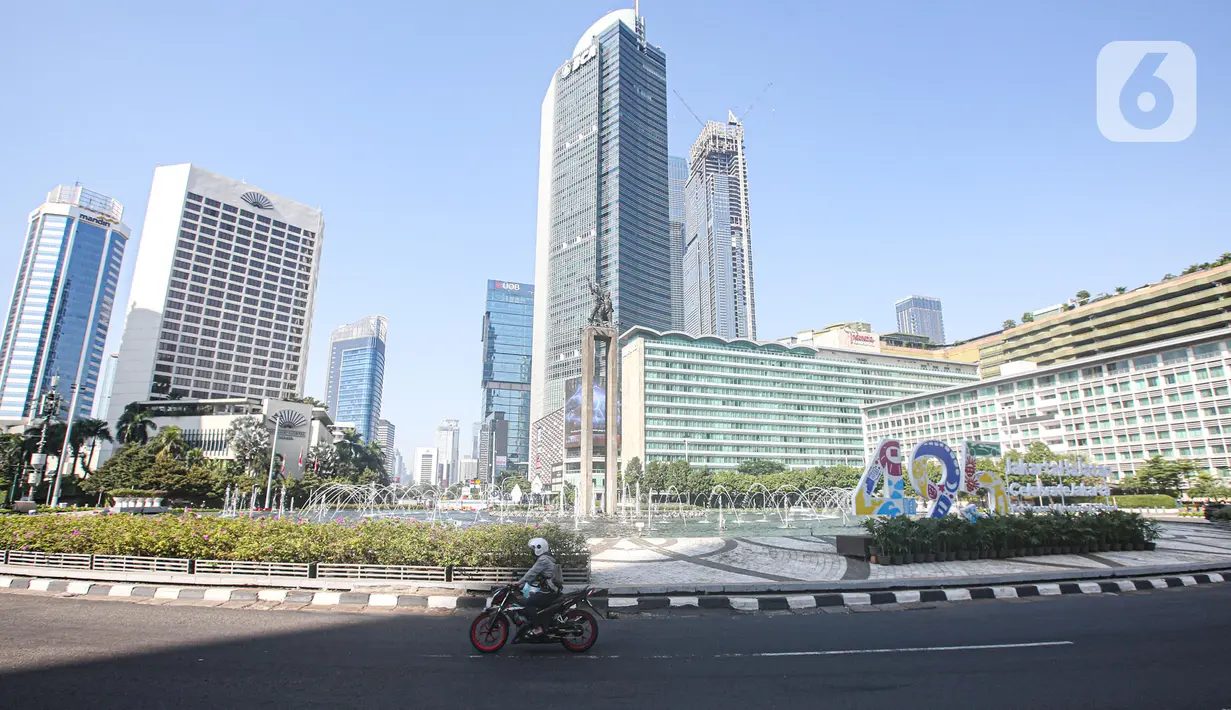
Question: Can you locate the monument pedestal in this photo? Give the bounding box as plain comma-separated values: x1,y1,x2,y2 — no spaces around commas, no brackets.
580,325,620,517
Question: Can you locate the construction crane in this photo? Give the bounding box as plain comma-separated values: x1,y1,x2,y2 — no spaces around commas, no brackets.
736,82,774,123
672,89,705,127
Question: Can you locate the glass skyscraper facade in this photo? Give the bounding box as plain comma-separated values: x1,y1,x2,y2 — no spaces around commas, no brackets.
482,280,533,472
530,8,671,431
0,186,129,421
324,315,387,440
895,295,946,344
684,115,757,340
668,156,688,331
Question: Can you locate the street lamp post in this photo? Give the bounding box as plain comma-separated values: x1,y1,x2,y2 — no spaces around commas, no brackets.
25,381,62,502
264,416,281,510
50,383,80,508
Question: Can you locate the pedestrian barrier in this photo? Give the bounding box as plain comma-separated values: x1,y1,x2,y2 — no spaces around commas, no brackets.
0,550,590,583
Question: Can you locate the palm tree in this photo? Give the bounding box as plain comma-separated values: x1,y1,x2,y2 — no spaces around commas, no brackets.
1075,290,1090,305
1217,253,1231,267
70,418,113,476
116,405,157,445
149,425,188,461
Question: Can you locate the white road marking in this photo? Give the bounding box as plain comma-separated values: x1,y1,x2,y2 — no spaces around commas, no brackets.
1035,584,1062,596
1078,582,1102,594
608,598,638,608
944,588,972,602
729,598,759,611
991,587,1018,599
668,596,698,607
894,591,921,604
841,593,871,606
65,581,91,595
715,641,1074,658
1148,579,1168,590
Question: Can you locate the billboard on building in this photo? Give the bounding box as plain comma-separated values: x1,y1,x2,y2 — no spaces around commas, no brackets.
563,377,619,453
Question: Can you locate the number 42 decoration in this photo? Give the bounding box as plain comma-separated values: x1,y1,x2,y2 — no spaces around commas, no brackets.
853,439,1009,517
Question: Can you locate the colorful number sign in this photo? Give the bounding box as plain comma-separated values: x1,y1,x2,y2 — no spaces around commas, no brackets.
854,438,1010,517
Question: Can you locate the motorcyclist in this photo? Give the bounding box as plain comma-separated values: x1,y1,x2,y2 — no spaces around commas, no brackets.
514,537,563,638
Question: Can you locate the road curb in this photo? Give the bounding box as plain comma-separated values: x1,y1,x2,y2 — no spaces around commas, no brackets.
608,571,1229,613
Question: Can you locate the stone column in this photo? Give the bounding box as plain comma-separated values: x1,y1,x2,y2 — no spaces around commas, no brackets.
604,331,620,516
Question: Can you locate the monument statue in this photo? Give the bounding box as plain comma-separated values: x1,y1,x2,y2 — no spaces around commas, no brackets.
586,278,613,327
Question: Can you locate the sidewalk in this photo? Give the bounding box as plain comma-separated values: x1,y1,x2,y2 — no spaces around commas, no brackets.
588,521,1231,593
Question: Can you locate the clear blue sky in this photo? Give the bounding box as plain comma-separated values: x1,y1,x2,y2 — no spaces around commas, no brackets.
1,1,1227,455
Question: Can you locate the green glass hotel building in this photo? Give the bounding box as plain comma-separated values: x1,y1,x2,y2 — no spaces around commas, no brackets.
620,327,979,469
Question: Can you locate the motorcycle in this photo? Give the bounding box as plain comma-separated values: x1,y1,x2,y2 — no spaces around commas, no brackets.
469,584,604,654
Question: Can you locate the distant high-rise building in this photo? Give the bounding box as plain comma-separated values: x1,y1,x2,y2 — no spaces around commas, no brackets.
459,456,478,484
478,411,509,483
324,315,387,440
471,421,480,459
668,156,688,331
895,295,946,344
683,113,757,340
414,447,438,486
530,7,671,429
0,186,129,422
91,352,121,419
106,164,323,433
374,418,395,476
392,448,406,484
434,419,460,485
481,280,533,470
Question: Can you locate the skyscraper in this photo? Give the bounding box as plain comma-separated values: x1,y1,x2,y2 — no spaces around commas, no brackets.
895,295,946,344
374,418,395,476
324,315,388,440
434,419,460,485
668,156,688,331
477,411,508,484
0,186,129,422
530,7,671,428
107,164,323,431
683,113,757,340
91,352,121,419
481,280,533,470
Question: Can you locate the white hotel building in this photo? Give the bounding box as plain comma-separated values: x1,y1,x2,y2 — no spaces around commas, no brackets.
620,327,979,470
863,328,1231,479
107,164,323,433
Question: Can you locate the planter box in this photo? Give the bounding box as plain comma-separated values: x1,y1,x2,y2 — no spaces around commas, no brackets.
194,560,312,578
835,535,874,559
92,555,191,574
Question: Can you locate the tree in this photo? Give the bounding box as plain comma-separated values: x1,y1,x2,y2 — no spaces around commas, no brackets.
1,432,25,502
116,405,157,445
1134,456,1192,496
1217,253,1231,267
736,459,787,476
288,396,325,407
1188,472,1231,500
148,425,188,462
1002,319,1016,330
622,456,643,490
1162,273,1175,281
1115,286,1127,294
1075,290,1090,305
643,460,669,492
305,442,341,477
70,418,113,476
1021,312,1034,323
226,416,270,475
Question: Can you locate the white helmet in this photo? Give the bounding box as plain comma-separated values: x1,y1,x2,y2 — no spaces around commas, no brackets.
529,537,550,557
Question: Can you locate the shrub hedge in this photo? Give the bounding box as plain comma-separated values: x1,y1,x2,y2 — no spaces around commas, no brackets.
0,515,589,568
862,510,1161,564
1111,494,1177,509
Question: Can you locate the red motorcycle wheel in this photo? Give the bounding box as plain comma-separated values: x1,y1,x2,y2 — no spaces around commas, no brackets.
470,612,509,653
559,609,599,653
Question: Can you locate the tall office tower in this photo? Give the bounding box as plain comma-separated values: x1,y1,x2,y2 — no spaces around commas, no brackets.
895,295,946,344
481,280,533,470
471,421,480,459
106,164,323,431
91,352,120,419
413,447,438,486
392,448,406,484
434,419,460,485
529,7,671,429
683,113,757,340
0,186,129,422
668,156,688,331
477,411,509,483
324,315,388,440
374,418,396,475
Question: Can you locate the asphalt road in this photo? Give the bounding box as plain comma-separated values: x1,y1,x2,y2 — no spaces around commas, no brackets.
1,585,1229,710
